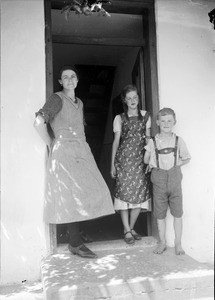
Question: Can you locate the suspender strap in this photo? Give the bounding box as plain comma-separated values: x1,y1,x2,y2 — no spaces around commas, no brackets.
152,137,159,168
174,136,179,166
152,135,179,168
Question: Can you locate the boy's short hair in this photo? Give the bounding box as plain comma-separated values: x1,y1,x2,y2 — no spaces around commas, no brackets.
157,107,176,121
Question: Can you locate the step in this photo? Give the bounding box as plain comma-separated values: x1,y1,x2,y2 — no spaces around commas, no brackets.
41,237,214,300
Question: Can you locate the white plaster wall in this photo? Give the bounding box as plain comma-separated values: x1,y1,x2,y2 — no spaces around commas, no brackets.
1,0,47,283
155,0,215,263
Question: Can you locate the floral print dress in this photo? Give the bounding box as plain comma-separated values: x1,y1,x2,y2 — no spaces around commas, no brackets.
113,111,151,210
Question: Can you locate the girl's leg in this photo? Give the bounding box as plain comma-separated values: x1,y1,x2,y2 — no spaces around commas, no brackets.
130,207,141,231
154,218,167,254
174,217,185,255
120,210,131,235
120,210,134,243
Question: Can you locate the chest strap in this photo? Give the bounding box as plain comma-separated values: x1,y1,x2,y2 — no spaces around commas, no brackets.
152,136,179,168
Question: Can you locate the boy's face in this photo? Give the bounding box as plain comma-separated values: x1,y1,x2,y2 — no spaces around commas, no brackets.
156,114,176,133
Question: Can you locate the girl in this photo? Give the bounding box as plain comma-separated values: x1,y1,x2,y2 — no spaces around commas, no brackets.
34,65,114,258
111,84,151,244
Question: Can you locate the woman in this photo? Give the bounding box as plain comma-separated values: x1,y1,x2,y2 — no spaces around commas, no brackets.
34,65,114,258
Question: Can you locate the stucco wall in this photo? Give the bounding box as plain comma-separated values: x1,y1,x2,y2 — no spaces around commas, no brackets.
155,0,215,263
1,0,47,283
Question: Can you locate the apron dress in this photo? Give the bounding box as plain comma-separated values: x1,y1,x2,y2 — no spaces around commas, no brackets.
43,92,115,224
114,112,151,208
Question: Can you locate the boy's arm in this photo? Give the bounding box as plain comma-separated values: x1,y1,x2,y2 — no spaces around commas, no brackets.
178,137,191,167
179,158,191,166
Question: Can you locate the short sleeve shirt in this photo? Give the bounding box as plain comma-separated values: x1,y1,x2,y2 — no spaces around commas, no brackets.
35,94,63,123
145,133,191,170
113,110,151,132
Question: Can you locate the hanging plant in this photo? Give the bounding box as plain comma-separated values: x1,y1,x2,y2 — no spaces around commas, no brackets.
61,0,112,20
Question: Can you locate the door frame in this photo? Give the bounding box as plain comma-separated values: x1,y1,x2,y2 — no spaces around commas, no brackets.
44,0,159,253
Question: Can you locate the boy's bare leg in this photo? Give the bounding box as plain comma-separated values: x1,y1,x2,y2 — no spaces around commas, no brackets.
174,217,185,255
154,218,166,254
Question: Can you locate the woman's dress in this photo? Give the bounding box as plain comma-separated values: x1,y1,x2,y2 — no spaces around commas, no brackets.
37,91,115,224
114,111,151,210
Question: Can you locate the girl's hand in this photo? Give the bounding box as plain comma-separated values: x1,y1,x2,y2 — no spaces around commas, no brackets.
110,165,116,179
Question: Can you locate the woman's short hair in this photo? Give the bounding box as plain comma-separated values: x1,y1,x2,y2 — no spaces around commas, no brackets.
58,65,79,80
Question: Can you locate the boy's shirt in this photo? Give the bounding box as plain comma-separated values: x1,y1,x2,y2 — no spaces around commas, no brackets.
145,133,191,170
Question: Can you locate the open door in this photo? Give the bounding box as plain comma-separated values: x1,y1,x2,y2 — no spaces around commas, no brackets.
45,0,159,252
132,48,146,109
132,48,152,236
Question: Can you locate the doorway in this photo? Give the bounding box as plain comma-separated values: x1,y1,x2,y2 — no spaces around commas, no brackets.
46,0,159,251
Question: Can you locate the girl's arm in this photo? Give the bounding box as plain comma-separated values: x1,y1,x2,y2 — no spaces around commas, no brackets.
33,115,52,148
145,114,151,144
144,150,151,165
111,131,121,178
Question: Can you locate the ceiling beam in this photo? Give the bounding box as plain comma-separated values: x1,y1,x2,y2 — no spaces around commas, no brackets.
53,35,144,47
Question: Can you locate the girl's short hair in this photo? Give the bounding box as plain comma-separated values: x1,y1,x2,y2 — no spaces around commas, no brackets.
157,107,176,121
58,65,79,80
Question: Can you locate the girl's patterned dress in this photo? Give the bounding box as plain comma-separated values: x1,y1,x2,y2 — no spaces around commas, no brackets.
114,111,151,210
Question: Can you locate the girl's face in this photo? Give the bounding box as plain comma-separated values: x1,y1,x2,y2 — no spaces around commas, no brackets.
124,91,139,110
59,69,78,90
156,114,176,133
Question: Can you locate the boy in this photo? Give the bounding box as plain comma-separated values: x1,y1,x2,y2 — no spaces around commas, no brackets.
144,108,191,255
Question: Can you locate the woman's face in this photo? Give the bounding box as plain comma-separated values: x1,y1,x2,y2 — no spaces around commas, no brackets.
59,69,78,90
124,90,139,109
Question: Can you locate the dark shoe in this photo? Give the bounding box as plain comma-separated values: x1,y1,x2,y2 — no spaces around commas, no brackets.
131,229,142,240
68,244,97,259
80,231,93,243
124,231,135,244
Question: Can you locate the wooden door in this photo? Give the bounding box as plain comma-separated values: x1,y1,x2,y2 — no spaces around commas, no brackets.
132,48,146,109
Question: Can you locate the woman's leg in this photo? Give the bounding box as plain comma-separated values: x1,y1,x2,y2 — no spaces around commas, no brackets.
67,222,97,258
67,222,82,247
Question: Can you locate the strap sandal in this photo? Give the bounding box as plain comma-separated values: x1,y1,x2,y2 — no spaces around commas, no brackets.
131,229,142,240
124,231,135,244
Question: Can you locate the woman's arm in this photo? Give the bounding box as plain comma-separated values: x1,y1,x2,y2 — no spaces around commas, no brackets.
111,131,121,178
33,115,52,148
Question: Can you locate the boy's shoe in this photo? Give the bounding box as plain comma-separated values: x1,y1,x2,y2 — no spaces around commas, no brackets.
68,244,97,258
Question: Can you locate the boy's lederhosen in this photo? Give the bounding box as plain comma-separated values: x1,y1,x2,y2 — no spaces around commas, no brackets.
151,136,183,219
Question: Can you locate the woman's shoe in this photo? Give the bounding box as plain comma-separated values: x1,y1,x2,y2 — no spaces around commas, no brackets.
80,231,93,243
124,231,135,244
131,229,142,240
68,244,97,258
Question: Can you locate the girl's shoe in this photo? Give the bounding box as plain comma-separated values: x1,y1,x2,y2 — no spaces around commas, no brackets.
124,231,135,244
131,229,142,240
